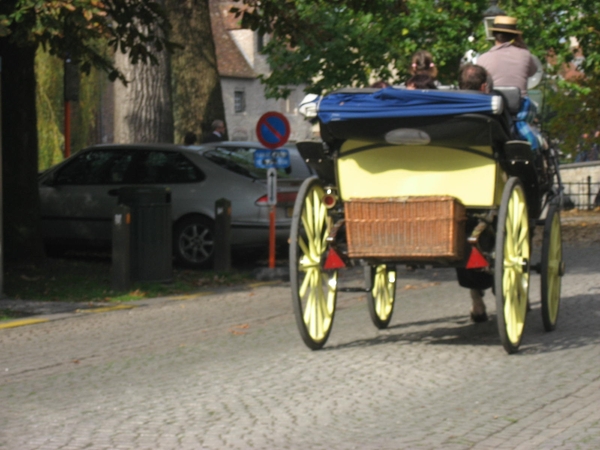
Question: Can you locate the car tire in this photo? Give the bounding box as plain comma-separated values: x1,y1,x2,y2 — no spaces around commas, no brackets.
173,216,215,269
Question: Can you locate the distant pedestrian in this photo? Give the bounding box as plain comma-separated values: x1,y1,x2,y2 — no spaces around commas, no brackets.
203,120,227,143
575,133,590,162
589,130,599,161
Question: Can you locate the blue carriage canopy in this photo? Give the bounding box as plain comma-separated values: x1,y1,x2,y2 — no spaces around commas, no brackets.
317,87,503,124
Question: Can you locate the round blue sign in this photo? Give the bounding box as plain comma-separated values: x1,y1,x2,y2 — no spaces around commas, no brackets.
256,112,291,149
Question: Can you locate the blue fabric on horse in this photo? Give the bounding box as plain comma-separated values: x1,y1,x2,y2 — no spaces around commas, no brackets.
318,87,502,124
514,97,543,151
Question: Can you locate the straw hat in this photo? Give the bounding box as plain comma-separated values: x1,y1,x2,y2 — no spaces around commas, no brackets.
489,16,522,34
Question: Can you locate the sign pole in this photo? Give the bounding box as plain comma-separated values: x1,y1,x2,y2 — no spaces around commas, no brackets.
255,111,291,274
63,58,79,158
266,167,277,268
269,205,276,268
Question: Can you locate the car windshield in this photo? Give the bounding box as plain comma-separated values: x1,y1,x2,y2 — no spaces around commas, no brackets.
203,145,311,180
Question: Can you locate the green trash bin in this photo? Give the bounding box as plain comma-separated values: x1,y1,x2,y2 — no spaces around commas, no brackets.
117,186,173,283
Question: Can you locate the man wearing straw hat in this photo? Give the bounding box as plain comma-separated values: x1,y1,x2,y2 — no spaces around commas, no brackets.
477,15,538,97
478,14,544,153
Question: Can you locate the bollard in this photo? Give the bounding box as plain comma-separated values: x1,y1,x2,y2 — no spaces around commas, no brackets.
214,198,232,272
587,176,592,210
111,204,131,291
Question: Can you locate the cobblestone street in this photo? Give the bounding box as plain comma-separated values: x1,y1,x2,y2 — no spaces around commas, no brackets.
1,239,599,449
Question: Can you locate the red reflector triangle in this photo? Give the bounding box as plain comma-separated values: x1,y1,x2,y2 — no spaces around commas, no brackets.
466,247,489,269
324,247,346,270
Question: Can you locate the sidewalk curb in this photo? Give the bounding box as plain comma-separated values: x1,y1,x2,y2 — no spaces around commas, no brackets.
0,317,51,329
0,280,286,330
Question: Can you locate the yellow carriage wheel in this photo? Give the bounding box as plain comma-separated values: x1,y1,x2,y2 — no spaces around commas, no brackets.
495,177,531,354
541,202,564,331
289,177,337,350
365,264,397,329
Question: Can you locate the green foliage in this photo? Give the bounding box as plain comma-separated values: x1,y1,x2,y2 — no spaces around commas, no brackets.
232,0,600,101
545,76,600,159
232,0,600,158
512,1,600,77
231,0,408,46
74,69,104,155
36,48,109,171
0,0,178,83
233,0,488,96
36,49,65,170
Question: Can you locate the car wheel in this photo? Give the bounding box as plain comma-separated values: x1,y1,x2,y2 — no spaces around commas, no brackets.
173,216,215,269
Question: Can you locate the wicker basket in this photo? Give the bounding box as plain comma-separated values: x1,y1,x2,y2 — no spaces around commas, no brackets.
345,196,466,260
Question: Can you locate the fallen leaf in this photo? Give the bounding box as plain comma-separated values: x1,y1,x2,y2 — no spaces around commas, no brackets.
403,282,440,290
228,323,250,335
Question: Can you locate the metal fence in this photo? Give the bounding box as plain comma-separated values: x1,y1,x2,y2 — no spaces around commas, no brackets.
562,176,600,210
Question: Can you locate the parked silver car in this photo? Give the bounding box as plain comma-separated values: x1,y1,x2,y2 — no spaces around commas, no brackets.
39,142,313,268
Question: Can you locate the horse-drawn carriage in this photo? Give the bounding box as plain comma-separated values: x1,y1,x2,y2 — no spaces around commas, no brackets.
291,86,564,354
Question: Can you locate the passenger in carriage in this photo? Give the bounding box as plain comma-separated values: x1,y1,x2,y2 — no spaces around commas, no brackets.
476,16,543,151
409,50,440,86
370,80,390,89
458,64,492,93
406,74,437,90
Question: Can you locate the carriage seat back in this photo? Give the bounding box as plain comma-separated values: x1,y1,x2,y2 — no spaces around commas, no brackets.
493,86,521,115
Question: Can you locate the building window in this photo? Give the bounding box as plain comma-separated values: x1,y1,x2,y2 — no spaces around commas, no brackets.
234,90,246,113
257,32,265,52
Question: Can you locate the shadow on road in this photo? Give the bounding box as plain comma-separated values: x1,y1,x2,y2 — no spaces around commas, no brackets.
324,293,600,354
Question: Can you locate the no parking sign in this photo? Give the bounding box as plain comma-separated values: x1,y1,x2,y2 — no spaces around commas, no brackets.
256,112,290,149
255,112,291,270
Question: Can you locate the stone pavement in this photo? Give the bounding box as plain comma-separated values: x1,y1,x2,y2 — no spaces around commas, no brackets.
0,237,599,449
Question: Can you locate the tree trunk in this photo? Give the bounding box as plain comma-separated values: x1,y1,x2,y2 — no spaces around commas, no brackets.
113,11,174,143
0,38,46,264
166,0,226,143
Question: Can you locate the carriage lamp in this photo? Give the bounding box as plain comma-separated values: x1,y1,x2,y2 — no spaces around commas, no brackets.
483,0,506,41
